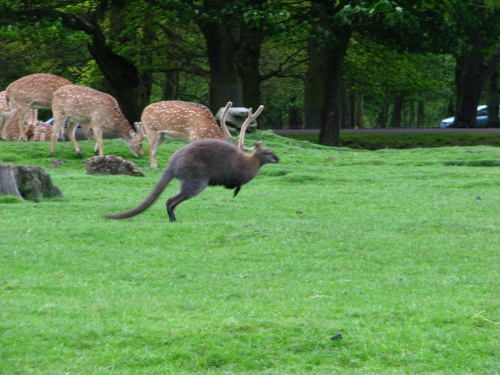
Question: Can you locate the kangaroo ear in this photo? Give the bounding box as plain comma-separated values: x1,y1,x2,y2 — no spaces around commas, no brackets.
254,141,263,149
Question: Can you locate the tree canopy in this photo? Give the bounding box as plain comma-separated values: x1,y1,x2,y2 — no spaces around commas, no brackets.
1,0,499,145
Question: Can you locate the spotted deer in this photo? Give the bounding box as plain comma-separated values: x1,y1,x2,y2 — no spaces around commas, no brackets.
49,84,144,158
139,100,264,168
25,119,53,142
1,91,40,142
4,73,71,141
0,91,10,138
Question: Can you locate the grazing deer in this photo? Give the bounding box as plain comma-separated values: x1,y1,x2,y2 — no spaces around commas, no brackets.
4,73,71,141
106,138,279,222
140,100,264,168
1,102,40,142
49,84,144,158
25,120,53,142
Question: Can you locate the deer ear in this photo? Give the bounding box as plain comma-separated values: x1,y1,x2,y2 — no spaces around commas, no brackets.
254,141,263,149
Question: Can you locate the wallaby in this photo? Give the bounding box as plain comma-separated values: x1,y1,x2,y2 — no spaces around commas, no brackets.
106,138,279,222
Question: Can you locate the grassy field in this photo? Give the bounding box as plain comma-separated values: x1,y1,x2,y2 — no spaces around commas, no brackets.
284,132,500,150
1,132,499,374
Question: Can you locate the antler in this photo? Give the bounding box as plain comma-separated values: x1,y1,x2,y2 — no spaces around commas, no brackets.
219,101,233,139
238,105,264,151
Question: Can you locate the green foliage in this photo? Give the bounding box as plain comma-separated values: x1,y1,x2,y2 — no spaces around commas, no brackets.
0,0,496,129
0,0,497,131
0,135,499,373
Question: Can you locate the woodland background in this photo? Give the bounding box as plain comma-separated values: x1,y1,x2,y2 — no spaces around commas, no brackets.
1,0,500,146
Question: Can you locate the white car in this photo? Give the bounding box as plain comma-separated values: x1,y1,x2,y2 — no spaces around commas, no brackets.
440,105,499,128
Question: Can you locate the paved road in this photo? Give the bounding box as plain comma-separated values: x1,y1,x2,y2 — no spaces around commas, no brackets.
271,128,500,135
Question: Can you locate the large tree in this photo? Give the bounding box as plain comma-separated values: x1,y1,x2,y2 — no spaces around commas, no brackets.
155,0,303,114
0,1,157,124
449,1,500,128
302,0,458,145
303,0,354,142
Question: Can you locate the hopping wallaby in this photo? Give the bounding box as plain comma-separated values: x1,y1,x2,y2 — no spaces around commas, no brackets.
106,138,279,222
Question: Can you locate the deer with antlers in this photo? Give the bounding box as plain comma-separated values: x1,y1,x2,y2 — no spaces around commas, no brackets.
139,100,263,168
4,73,71,141
49,84,144,158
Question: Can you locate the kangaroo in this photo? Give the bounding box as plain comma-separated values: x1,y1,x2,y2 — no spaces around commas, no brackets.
106,138,279,222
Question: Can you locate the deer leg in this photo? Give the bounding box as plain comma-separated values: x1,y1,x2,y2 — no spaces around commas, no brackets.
148,133,165,168
90,126,104,156
2,107,24,141
57,125,66,141
67,120,83,158
50,114,67,157
0,114,5,137
166,179,208,222
1,110,15,140
15,106,29,142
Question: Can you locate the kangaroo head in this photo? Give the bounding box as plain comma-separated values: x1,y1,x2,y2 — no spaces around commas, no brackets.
253,141,279,165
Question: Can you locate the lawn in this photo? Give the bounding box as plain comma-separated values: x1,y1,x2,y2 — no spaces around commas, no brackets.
1,132,499,374
284,132,500,150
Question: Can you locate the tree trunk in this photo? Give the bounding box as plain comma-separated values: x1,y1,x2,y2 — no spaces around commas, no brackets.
0,164,22,199
453,41,500,128
303,0,352,146
198,21,244,113
163,71,180,100
377,104,390,128
486,70,499,128
319,31,351,146
341,85,352,129
288,96,301,129
353,91,364,129
0,164,63,202
417,101,424,127
87,29,151,126
61,13,151,127
407,102,414,127
390,94,404,128
237,26,265,114
304,38,326,129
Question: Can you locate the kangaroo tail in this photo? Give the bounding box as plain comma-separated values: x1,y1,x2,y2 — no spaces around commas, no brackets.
106,167,174,220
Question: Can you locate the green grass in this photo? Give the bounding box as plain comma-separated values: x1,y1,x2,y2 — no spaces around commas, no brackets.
1,134,499,374
283,132,500,150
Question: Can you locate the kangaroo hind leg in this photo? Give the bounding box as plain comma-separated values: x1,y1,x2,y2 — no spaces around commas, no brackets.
166,179,208,222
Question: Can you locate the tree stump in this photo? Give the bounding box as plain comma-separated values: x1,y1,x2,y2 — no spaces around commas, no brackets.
0,165,22,199
85,155,145,177
0,164,64,202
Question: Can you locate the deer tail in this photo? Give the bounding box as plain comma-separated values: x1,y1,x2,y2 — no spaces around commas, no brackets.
106,167,175,220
